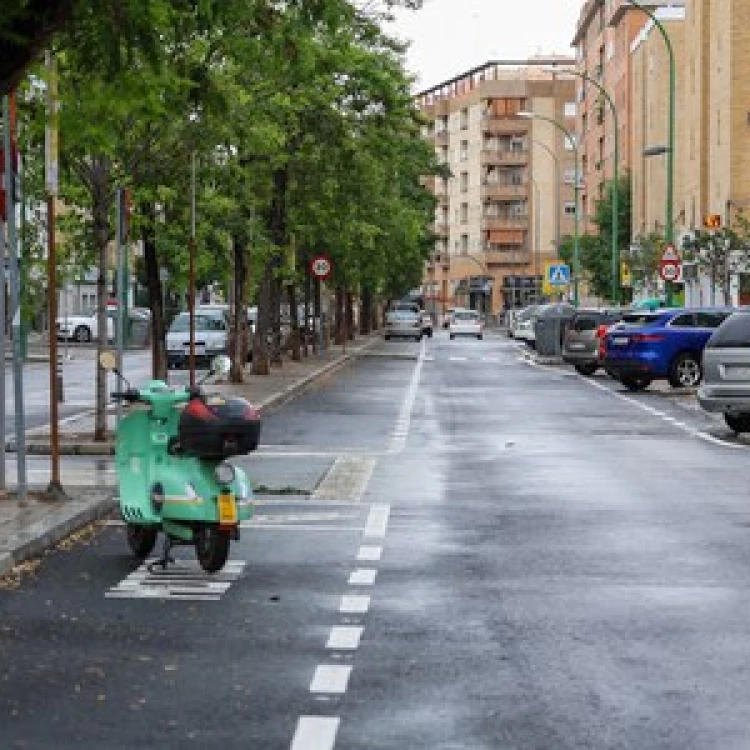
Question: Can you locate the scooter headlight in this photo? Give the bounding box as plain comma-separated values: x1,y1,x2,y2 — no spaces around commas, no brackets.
215,463,235,485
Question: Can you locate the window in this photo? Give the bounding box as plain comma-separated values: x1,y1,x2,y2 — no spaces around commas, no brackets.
460,172,469,193
564,202,577,216
460,234,469,254
706,313,750,348
460,140,468,161
460,203,468,223
695,311,729,329
571,314,600,332
669,313,696,328
564,102,576,118
460,108,469,129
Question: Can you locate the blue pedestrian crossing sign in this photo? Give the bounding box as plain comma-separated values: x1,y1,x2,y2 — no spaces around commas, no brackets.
547,263,570,286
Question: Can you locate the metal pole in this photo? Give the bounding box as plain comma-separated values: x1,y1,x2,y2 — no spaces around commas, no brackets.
531,139,561,260
189,151,196,388
3,95,25,503
627,0,675,304
0,218,6,492
115,188,124,424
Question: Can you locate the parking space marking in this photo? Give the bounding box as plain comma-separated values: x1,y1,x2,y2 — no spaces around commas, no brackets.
313,456,377,502
340,594,370,614
290,717,340,750
310,664,352,694
357,545,382,561
348,568,377,586
326,626,363,650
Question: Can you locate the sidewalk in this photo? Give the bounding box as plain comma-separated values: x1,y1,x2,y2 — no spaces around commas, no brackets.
0,335,380,578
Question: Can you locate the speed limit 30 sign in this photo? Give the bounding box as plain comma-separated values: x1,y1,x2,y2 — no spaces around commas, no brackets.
310,255,332,280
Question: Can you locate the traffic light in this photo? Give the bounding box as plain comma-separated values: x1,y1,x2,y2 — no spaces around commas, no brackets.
703,213,722,229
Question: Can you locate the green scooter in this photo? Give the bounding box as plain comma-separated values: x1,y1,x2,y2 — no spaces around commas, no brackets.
100,353,260,573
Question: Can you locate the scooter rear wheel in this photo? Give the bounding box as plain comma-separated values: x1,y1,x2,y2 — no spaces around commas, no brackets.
127,524,158,559
195,525,230,573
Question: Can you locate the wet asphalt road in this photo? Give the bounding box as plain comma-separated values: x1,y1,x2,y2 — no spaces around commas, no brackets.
4,332,750,748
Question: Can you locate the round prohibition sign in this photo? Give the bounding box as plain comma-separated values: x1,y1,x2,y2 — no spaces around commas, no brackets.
310,255,332,280
660,262,680,282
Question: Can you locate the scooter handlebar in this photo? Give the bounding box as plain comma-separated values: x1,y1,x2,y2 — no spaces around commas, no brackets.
111,389,140,402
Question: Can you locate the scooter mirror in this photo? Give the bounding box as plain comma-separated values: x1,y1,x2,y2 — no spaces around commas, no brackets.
212,354,231,378
99,352,117,371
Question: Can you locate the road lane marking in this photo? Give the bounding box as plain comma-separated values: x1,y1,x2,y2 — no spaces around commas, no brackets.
363,503,390,538
340,594,370,614
290,716,340,750
313,456,377,502
326,626,363,650
348,568,377,586
106,560,245,601
310,665,352,694
357,545,382,561
389,343,425,452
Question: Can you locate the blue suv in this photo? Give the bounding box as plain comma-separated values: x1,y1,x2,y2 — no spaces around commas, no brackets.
604,308,733,391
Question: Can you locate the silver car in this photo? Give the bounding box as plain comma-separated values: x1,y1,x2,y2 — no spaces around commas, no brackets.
384,310,422,341
697,310,750,432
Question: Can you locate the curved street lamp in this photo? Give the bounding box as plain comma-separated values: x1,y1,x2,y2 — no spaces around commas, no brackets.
547,67,620,304
623,0,676,304
519,110,580,306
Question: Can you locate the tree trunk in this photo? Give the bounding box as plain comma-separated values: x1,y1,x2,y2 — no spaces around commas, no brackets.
142,201,167,380
287,282,301,361
230,234,247,383
92,156,111,442
265,166,288,368
360,288,372,335
303,262,312,356
251,265,272,375
334,286,345,345
346,292,355,341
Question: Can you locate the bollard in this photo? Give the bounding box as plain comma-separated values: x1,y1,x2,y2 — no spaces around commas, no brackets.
56,352,64,403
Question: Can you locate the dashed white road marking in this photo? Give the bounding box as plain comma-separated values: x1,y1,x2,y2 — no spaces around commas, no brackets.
326,626,363,650
340,594,370,614
389,342,425,452
348,568,377,586
449,356,467,362
290,716,340,750
363,504,390,538
357,545,382,561
581,376,744,450
310,664,352,694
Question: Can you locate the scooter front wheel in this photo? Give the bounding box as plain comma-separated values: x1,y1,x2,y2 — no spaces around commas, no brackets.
127,524,158,559
195,525,230,573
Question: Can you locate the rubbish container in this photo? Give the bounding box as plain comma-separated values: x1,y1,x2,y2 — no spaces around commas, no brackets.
129,317,150,347
534,303,576,356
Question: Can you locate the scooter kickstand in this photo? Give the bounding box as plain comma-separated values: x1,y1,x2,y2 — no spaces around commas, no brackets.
147,535,176,573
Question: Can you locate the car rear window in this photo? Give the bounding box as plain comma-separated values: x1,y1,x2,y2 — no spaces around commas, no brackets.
706,313,750,348
571,314,600,332
619,312,662,328
454,311,479,321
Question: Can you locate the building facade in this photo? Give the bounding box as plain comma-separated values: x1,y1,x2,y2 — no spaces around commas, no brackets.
418,61,575,317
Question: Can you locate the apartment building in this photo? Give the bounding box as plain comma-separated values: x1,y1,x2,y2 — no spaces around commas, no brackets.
573,0,645,233
418,61,575,317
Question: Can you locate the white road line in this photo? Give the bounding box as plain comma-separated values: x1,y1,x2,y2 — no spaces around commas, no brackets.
340,594,370,614
348,568,377,586
313,456,377,502
310,664,352,694
326,626,363,650
363,504,390,538
357,545,382,561
389,344,425,452
240,523,363,532
449,356,467,362
290,716,340,750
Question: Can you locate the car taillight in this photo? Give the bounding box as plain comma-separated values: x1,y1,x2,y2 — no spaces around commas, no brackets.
631,333,665,343
596,324,608,340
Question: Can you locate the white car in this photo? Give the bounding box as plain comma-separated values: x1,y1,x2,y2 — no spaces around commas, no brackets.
511,305,540,346
449,309,483,340
166,310,229,369
56,309,115,343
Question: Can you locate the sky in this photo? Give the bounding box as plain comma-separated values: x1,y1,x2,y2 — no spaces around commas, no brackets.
386,0,583,91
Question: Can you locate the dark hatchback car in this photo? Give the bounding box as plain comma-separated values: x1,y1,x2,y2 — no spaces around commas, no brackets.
562,308,624,376
604,307,733,391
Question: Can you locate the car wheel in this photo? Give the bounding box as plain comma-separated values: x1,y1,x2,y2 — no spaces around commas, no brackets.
74,325,92,343
724,413,750,434
449,334,455,340
414,335,421,342
477,334,483,340
621,375,652,392
574,363,598,377
668,352,702,388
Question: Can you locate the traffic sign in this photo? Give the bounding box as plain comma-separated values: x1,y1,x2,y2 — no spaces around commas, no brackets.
659,262,680,282
660,244,680,263
703,214,722,229
547,263,570,286
310,255,332,280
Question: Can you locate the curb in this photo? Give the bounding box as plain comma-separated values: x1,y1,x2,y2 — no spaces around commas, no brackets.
0,492,117,578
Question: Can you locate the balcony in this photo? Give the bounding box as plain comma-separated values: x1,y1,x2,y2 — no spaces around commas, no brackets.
481,216,528,232
481,182,526,201
481,149,528,166
481,116,530,136
483,246,532,268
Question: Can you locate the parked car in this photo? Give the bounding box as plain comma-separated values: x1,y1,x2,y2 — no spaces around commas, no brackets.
166,309,229,369
604,307,733,391
563,308,624,376
697,310,750,432
56,306,118,343
449,308,483,340
384,309,422,341
420,311,434,338
512,304,540,347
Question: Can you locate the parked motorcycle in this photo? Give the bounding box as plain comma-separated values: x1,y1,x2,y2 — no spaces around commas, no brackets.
100,352,261,573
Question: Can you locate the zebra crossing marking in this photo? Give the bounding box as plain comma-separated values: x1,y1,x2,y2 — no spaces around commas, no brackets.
105,560,245,601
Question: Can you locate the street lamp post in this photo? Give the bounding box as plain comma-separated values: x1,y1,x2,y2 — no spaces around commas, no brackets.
519,110,580,306
626,0,676,305
548,67,620,304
